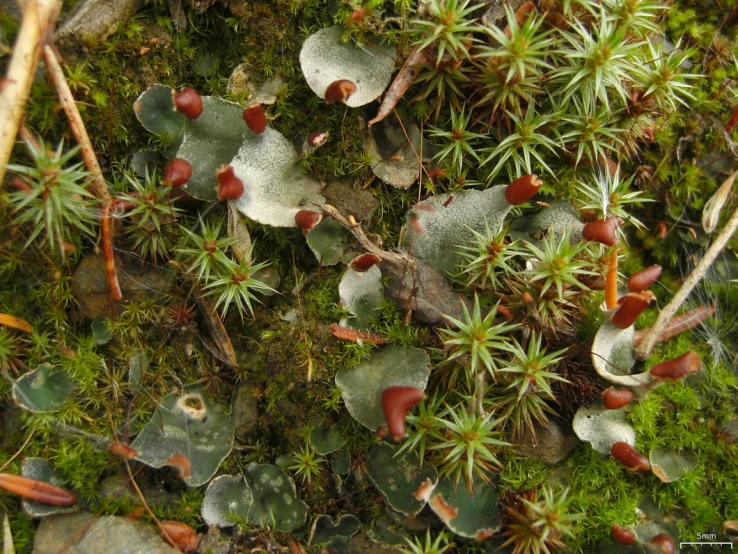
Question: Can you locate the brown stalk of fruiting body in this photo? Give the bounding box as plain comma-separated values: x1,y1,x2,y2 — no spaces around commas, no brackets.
633,304,715,346
101,199,134,302
382,386,426,440
0,0,62,186
635,200,738,360
649,350,701,381
627,265,662,293
605,248,619,309
726,104,738,132
0,472,77,506
610,442,650,471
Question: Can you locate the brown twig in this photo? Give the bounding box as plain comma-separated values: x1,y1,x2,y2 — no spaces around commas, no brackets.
317,202,409,267
42,44,111,203
0,0,62,185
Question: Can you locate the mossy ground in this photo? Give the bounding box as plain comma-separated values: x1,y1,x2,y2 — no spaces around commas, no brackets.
1,0,738,552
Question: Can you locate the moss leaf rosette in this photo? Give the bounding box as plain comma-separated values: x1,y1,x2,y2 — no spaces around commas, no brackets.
12,364,76,413
201,475,253,527
416,476,501,539
299,25,396,108
399,186,513,279
365,442,437,516
130,388,234,487
232,128,324,227
244,463,308,532
572,405,636,454
335,345,431,431
338,265,383,329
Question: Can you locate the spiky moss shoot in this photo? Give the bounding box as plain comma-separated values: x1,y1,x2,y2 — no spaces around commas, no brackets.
501,486,579,554
454,220,524,291
493,332,569,438
401,529,454,554
440,294,519,384
429,401,510,493
288,443,325,486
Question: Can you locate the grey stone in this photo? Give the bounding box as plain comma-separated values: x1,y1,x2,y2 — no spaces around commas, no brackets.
232,384,259,440
33,512,179,554
514,419,580,464
55,0,143,44
72,253,174,320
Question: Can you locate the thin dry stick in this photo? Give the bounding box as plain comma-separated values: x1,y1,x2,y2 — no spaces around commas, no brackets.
317,203,408,267
635,202,738,360
42,44,111,203
0,0,62,185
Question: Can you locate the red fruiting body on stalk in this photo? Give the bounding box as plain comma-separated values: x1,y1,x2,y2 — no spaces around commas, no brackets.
243,103,267,134
325,79,357,104
162,158,192,187
216,166,244,200
307,131,329,148
505,174,542,205
382,386,426,440
173,87,203,119
159,521,200,553
627,265,662,293
612,524,635,546
582,216,623,246
649,351,701,381
610,442,650,471
295,210,322,232
602,387,634,409
650,533,676,554
611,291,653,329
349,253,382,272
0,473,77,506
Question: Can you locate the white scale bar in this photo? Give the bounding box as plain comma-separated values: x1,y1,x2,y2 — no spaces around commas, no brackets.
680,543,733,548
